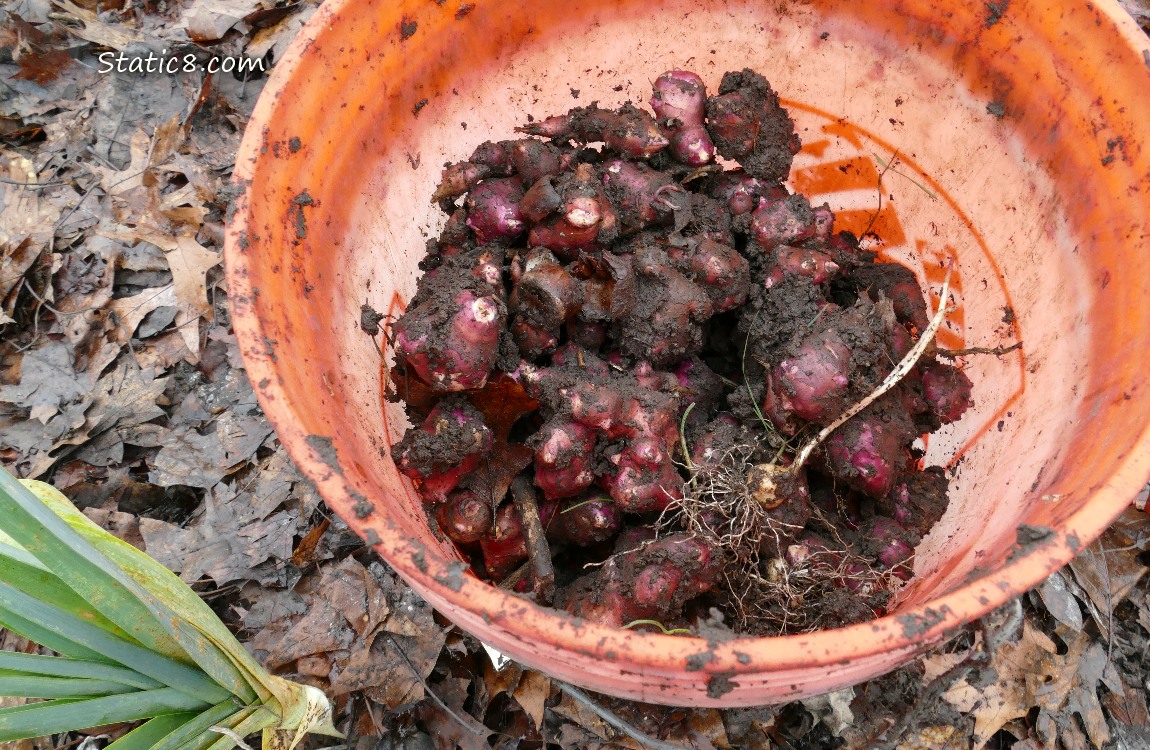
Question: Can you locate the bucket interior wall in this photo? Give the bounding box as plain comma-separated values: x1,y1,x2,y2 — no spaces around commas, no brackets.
228,0,1150,704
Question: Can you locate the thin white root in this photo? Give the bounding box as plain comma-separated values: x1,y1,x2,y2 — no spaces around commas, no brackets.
789,265,953,475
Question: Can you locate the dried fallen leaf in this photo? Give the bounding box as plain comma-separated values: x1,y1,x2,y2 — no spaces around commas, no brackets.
468,373,540,440
942,621,1058,749
801,687,856,737
6,14,73,84
415,676,494,750
1067,508,1150,636
183,0,266,42
108,285,179,344
49,0,150,50
1037,570,1085,632
466,443,534,513
0,340,90,423
106,230,221,358
1033,630,1112,749
332,631,446,710
896,725,966,750
317,557,389,640
688,709,733,750
262,597,355,669
511,669,550,731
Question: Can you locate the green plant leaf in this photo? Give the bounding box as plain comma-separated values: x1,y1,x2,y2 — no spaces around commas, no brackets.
0,580,230,704
0,673,139,699
0,688,212,742
0,653,162,690
0,542,131,640
0,470,193,664
0,471,340,748
165,704,260,750
0,602,118,664
15,477,260,704
102,711,202,750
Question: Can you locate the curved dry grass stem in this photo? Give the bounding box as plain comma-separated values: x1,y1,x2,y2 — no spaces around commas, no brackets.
789,264,953,475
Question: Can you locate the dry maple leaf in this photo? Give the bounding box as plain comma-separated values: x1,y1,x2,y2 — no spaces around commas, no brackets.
941,621,1058,749
103,228,221,359
466,372,540,441
6,15,73,84
1031,630,1112,749
466,443,534,513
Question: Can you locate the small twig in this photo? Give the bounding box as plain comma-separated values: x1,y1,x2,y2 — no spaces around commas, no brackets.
386,634,490,739
0,176,70,188
510,475,555,604
679,163,724,184
556,681,692,750
936,342,1021,359
790,265,952,475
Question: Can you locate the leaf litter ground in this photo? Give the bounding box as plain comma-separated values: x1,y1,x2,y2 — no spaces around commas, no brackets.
1,2,1149,748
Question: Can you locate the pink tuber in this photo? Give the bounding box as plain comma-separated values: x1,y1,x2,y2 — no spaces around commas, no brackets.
550,494,623,546
705,69,801,183
532,421,597,499
770,326,854,423
479,498,559,580
821,406,913,498
749,194,817,251
918,360,974,425
650,70,716,166
466,177,526,245
392,397,493,503
394,287,505,392
436,489,493,544
518,103,669,159
558,533,721,627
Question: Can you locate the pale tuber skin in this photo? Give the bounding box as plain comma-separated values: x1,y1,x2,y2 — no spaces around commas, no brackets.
532,421,597,499
436,489,493,543
466,177,526,245
650,70,716,166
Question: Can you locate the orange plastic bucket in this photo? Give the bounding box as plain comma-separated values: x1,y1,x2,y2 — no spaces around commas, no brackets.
224,0,1150,705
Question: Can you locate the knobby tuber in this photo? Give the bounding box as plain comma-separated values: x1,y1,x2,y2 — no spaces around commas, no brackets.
385,67,979,635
